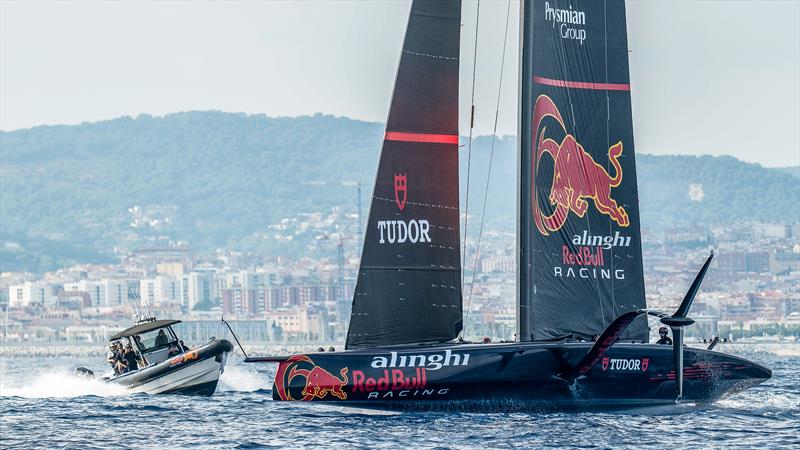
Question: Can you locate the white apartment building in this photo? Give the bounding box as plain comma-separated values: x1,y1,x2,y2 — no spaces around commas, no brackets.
186,271,214,311
104,279,128,306
139,276,181,306
63,281,103,306
62,279,128,307
265,305,329,340
8,282,53,307
224,270,281,289
480,256,515,273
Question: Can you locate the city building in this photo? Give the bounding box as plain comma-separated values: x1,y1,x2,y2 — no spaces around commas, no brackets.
8,282,54,308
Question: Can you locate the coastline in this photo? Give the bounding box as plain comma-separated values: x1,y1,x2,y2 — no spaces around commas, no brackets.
0,341,344,358
2,341,798,358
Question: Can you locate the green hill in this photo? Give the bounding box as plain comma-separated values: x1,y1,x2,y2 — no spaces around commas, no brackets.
1,112,797,272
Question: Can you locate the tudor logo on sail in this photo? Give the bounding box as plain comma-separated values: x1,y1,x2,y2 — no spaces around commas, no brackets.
378,173,432,244
394,174,407,211
532,95,630,236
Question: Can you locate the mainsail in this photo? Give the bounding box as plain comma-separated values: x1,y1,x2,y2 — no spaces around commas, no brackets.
519,0,648,342
346,0,462,349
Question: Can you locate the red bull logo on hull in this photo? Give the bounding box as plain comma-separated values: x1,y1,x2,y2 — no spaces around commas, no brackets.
274,355,348,401
532,95,630,236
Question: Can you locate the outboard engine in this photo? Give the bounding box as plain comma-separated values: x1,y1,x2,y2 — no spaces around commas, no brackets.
75,367,95,379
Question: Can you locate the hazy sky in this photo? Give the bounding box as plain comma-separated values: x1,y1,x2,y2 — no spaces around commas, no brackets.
1,0,798,167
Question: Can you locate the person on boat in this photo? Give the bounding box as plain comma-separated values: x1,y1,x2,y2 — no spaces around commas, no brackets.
656,327,673,345
179,340,189,352
111,342,126,374
107,343,118,372
154,329,169,347
168,343,181,357
123,344,139,372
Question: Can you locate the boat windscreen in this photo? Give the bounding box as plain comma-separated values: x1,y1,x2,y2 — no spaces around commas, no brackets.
136,327,177,352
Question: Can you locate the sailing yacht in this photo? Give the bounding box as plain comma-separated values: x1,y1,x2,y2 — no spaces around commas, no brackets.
245,0,770,410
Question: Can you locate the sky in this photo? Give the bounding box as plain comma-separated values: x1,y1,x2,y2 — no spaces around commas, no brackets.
1,0,798,167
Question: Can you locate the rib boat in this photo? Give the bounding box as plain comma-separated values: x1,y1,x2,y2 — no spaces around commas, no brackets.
245,0,771,410
77,318,233,396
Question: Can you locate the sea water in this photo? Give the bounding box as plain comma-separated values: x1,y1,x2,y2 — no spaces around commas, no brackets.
1,354,798,449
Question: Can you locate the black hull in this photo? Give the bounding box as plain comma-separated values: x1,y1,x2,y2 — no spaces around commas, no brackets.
254,342,770,411
108,338,233,396
167,379,220,397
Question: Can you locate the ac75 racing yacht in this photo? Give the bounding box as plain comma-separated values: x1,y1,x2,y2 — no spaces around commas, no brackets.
243,0,771,411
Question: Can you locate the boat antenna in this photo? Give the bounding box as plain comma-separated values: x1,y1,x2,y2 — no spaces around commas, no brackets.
126,287,152,322
462,0,481,289
463,0,512,339
138,289,153,320
126,287,143,322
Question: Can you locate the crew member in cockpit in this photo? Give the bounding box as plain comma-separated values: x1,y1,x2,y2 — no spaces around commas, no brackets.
155,329,169,347
656,327,672,345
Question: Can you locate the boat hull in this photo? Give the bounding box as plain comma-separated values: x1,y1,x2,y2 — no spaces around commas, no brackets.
259,342,770,411
107,338,233,396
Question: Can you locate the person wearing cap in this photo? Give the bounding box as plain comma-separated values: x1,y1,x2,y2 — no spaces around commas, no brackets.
656,327,672,345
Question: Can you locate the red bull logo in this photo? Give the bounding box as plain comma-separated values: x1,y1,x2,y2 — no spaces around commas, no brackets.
532,95,629,236
273,355,349,401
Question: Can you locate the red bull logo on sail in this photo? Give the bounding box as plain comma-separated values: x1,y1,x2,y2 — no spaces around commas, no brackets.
532,95,630,236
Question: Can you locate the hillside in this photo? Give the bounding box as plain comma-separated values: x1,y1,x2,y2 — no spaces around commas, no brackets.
775,166,800,179
1,112,797,272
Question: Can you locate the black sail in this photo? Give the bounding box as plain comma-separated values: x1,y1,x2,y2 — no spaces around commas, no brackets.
519,0,648,342
346,0,462,349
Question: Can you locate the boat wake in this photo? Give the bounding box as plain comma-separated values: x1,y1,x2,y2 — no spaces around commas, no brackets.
716,392,800,413
0,370,128,399
218,363,272,393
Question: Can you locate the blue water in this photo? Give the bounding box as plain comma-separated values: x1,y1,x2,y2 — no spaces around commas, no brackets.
1,354,798,449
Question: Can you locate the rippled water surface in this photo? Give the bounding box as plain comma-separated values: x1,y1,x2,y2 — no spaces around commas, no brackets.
1,354,798,449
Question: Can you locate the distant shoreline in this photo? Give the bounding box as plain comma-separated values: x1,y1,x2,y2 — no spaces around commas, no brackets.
1,341,798,358
0,341,343,358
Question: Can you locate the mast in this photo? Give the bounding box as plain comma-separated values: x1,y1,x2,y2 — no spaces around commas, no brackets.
517,0,535,342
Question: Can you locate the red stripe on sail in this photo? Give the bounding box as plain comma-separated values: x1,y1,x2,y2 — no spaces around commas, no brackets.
384,131,459,144
533,75,630,91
